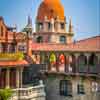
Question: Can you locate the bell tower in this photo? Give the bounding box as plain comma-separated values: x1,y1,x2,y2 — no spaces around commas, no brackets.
34,0,74,44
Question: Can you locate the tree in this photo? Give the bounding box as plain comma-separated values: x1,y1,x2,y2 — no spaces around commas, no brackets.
0,89,12,100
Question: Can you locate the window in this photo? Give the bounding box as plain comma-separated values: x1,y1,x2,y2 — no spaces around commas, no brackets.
60,80,72,96
89,54,98,66
39,23,43,30
36,36,43,43
48,22,51,30
78,55,87,66
77,83,85,94
18,45,26,52
60,36,66,44
9,44,16,53
0,43,2,53
61,23,65,29
1,26,3,36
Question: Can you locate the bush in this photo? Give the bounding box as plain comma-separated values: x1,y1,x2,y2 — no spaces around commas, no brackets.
0,89,12,100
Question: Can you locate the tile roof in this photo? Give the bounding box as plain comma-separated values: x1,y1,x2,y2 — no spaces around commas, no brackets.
31,36,100,52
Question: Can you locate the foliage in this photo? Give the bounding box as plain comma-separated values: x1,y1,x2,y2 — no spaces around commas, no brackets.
0,52,24,61
0,88,12,100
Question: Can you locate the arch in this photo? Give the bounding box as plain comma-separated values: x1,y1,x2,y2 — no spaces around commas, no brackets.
36,36,43,43
49,53,56,71
49,53,56,64
89,53,98,66
58,54,65,72
78,54,87,66
59,36,66,44
59,54,65,64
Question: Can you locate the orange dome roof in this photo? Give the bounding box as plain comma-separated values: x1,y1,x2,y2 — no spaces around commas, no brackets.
37,0,65,21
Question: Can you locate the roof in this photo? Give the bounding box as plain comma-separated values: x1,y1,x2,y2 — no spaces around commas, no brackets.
0,60,29,67
37,0,64,21
31,36,100,52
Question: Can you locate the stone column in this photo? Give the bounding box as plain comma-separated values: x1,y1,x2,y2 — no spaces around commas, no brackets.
20,67,23,88
75,53,80,73
16,68,19,88
6,68,10,88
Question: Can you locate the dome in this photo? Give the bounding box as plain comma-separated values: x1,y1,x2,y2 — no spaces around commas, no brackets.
37,0,65,21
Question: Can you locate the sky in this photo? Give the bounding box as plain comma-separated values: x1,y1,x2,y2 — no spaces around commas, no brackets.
0,0,100,40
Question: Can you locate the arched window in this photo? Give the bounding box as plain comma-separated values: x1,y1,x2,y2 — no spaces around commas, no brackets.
49,53,56,64
60,23,65,29
60,36,66,44
1,26,3,36
49,53,56,71
58,54,65,72
89,54,98,66
59,54,65,64
78,54,87,66
39,23,43,30
36,36,43,43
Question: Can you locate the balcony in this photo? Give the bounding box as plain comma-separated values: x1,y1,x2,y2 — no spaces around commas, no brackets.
39,64,100,77
0,52,24,61
10,81,46,100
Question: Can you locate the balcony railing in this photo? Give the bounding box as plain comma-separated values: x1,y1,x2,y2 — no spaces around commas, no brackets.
10,82,46,100
39,64,100,76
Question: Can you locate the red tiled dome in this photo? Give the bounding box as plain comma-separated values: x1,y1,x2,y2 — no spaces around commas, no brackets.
37,0,65,21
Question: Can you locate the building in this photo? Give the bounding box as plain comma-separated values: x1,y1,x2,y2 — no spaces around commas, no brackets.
30,0,100,100
0,0,100,100
0,17,46,100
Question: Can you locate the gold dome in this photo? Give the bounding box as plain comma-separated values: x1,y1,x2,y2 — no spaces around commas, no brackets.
37,0,65,21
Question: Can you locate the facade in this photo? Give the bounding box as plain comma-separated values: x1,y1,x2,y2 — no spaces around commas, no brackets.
0,0,100,100
0,17,46,100
30,0,100,100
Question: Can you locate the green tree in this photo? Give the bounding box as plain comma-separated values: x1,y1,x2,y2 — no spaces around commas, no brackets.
0,89,12,100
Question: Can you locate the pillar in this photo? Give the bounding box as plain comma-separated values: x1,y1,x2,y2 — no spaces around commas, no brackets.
6,68,10,88
16,68,19,88
20,67,23,88
75,53,80,73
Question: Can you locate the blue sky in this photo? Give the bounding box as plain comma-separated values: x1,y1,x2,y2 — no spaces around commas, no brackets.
0,0,99,40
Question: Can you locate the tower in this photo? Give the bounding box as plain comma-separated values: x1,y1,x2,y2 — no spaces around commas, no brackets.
34,0,74,44
22,15,33,38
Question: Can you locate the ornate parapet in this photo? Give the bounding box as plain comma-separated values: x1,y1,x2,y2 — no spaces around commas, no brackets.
10,83,46,100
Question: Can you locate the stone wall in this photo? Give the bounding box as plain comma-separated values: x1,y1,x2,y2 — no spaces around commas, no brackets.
44,74,100,100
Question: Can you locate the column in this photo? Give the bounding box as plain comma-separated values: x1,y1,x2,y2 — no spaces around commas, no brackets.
75,53,80,73
16,68,19,88
6,68,10,88
85,53,90,73
20,67,23,88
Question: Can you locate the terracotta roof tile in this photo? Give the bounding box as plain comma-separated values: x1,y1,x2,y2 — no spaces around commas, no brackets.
31,36,100,52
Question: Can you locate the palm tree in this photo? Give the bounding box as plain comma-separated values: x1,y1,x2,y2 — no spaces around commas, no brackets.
0,89,12,100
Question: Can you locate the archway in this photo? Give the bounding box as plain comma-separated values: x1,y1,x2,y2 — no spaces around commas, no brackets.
49,53,56,71
58,54,65,72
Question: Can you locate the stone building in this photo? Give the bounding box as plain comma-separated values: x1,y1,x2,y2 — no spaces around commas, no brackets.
0,0,100,100
30,0,100,100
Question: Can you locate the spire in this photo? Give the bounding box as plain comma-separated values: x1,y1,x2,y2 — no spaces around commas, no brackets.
27,15,32,27
68,17,73,33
